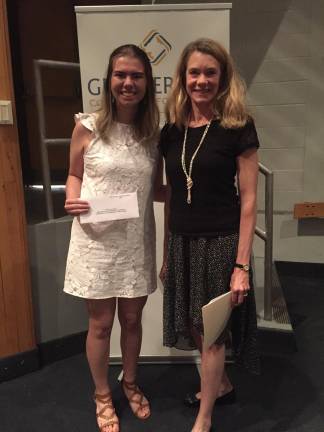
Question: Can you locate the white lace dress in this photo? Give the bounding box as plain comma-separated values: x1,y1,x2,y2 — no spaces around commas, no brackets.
64,113,158,299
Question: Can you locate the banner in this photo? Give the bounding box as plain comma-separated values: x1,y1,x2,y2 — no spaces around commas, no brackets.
76,4,231,122
75,3,231,359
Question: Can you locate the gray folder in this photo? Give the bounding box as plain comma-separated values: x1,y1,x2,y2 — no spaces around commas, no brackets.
202,291,232,350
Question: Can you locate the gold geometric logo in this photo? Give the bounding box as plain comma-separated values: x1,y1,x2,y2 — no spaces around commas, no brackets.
140,30,172,66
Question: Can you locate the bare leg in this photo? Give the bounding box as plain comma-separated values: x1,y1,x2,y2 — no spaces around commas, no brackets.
118,296,150,418
86,298,119,432
191,327,233,401
190,328,225,432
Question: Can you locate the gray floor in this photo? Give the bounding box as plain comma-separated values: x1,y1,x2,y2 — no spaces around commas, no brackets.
0,264,323,432
0,352,322,432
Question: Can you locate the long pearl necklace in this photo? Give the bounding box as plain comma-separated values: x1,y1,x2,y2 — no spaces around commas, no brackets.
181,120,212,204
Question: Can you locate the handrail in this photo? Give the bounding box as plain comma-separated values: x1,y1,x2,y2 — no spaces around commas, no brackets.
33,59,80,219
33,59,274,321
255,163,274,321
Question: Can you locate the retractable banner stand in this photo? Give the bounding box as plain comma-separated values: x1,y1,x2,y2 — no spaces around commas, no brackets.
75,3,231,360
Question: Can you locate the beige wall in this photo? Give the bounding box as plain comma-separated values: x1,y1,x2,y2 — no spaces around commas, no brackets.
146,0,324,264
231,0,324,263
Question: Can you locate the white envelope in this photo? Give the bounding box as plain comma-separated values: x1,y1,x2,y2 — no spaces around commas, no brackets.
79,191,139,224
202,291,232,351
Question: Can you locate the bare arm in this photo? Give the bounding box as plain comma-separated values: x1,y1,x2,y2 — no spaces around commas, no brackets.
230,148,259,305
64,122,92,215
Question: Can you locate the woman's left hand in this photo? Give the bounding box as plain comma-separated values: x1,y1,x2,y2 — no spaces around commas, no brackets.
230,268,250,306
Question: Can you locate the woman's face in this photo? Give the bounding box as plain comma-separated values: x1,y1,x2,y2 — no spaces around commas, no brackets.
110,55,147,110
185,51,221,109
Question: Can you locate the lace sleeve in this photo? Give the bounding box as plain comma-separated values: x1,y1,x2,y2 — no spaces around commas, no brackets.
74,112,97,132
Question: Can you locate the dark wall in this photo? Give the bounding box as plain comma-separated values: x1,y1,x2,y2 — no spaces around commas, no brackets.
7,0,140,184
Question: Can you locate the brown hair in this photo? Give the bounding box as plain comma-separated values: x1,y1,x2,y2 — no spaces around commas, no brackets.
96,44,159,144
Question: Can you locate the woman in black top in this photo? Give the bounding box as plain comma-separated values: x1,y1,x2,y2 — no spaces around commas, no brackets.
159,38,260,432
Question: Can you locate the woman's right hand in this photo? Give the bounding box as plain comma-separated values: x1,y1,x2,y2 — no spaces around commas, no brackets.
64,198,90,216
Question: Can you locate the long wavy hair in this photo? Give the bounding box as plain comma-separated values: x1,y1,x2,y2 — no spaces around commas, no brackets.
96,44,159,144
166,38,249,129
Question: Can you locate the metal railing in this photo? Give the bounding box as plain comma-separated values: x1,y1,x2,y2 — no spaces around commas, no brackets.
33,59,274,320
255,163,274,321
33,59,80,220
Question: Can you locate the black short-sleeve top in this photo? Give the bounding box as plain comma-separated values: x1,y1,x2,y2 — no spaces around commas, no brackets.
159,118,260,236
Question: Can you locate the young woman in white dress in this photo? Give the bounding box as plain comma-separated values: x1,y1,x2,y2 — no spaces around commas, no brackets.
64,44,163,432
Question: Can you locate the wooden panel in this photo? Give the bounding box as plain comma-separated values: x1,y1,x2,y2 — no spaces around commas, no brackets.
294,202,324,219
0,181,35,353
0,261,8,353
0,123,20,183
0,0,35,358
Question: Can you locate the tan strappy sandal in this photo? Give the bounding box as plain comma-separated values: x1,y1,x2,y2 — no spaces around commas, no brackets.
94,392,119,432
122,379,151,419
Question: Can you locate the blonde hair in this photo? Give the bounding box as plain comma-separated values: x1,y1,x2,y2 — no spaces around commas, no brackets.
96,44,159,144
166,38,249,129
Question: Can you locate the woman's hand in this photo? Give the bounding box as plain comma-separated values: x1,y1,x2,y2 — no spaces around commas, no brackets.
230,268,250,306
159,261,168,283
64,198,90,216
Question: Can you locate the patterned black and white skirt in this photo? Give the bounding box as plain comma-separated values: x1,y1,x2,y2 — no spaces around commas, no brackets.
163,232,260,374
